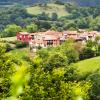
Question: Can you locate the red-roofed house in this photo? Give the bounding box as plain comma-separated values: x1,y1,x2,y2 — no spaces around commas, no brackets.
17,32,32,42
63,31,78,40
43,35,60,47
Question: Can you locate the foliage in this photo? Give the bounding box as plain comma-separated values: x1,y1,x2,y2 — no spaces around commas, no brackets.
0,0,100,7
87,74,100,100
79,47,95,60
0,44,21,99
44,53,68,71
0,3,100,100
26,24,38,33
5,43,13,52
15,41,28,48
2,24,22,37
0,4,100,38
9,66,29,100
65,48,79,64
21,60,91,100
51,12,58,21
86,40,95,48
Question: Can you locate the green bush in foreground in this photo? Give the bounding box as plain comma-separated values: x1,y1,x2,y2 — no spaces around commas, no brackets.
15,41,28,48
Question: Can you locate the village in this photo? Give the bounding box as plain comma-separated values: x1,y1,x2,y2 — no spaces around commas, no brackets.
17,30,100,51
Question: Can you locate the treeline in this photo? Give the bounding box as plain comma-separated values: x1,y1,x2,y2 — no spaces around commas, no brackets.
0,0,100,6
0,4,100,37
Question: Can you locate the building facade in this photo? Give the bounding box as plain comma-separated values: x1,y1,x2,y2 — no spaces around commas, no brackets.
16,30,100,50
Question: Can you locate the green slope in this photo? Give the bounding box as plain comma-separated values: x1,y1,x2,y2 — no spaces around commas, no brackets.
75,56,100,75
27,4,69,17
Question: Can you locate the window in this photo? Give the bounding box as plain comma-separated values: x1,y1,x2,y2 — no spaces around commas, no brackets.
31,35,34,39
47,40,53,45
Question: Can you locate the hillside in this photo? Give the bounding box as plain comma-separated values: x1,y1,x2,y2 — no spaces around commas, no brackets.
27,4,68,17
0,0,100,6
76,56,100,75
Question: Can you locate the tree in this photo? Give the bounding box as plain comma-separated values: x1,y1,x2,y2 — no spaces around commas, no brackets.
0,44,21,99
37,48,50,60
51,12,58,21
79,47,95,60
77,18,89,29
3,24,22,37
86,40,95,48
65,48,79,64
45,53,68,71
0,7,32,33
53,0,64,5
26,24,38,33
94,36,100,55
20,56,91,100
37,12,49,20
87,74,100,100
38,21,51,30
64,22,77,30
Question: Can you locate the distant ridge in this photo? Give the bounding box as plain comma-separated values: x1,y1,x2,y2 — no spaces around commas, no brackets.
0,0,100,6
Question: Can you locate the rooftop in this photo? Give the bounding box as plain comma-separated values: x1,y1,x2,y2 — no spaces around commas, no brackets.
18,32,29,35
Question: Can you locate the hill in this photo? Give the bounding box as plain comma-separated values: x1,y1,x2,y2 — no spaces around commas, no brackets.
27,4,68,17
0,0,100,6
75,56,100,75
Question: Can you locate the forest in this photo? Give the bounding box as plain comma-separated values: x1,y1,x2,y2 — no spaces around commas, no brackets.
0,2,100,37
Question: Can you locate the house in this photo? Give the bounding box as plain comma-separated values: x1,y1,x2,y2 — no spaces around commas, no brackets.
17,32,32,42
43,35,60,47
45,30,63,37
29,34,61,48
79,32,89,41
63,31,78,40
16,30,100,52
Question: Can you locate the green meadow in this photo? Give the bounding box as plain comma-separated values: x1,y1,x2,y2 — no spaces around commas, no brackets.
75,56,100,75
27,4,68,17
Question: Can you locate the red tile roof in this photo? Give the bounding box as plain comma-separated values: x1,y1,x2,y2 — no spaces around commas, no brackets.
43,35,59,40
18,32,29,35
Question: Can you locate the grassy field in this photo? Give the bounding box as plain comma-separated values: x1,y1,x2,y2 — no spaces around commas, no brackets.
75,56,100,75
0,37,16,42
27,4,68,17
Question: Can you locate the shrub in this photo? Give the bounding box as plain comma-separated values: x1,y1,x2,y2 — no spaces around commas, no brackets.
5,43,13,52
79,47,95,60
15,41,28,48
87,74,100,100
65,48,79,64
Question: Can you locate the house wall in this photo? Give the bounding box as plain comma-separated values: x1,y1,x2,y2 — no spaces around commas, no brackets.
17,33,32,42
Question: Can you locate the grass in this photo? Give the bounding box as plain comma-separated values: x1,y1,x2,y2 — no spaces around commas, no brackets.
75,56,100,75
27,4,68,17
0,37,16,42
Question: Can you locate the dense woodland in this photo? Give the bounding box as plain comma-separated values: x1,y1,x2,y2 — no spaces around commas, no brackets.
0,2,100,37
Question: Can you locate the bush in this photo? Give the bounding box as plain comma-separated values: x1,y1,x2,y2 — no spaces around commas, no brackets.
87,74,100,100
5,43,13,52
22,56,31,62
15,41,28,48
54,0,64,5
65,49,79,64
79,47,95,60
44,53,68,71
